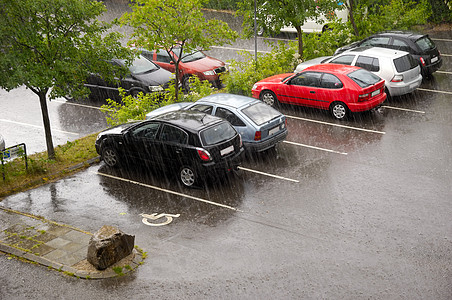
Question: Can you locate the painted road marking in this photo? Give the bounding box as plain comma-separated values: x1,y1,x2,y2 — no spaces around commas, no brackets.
211,45,271,54
0,119,79,135
286,115,386,134
417,87,452,95
96,171,241,211
52,99,111,111
436,70,452,75
238,166,300,182
140,213,180,226
283,140,348,155
382,106,425,114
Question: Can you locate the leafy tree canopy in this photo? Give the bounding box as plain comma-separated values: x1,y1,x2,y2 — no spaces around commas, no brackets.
0,0,133,158
120,0,238,99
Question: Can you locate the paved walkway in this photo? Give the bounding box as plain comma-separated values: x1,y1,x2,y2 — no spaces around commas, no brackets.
0,206,143,279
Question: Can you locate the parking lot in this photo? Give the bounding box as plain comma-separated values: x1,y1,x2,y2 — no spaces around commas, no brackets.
1,8,452,300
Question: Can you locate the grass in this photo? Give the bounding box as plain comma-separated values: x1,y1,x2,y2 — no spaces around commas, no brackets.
0,133,99,199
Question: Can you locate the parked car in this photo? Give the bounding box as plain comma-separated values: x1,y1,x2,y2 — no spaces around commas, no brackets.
0,134,5,151
95,110,244,187
252,64,387,120
146,93,288,152
295,47,422,97
334,31,442,76
82,55,174,102
137,47,227,90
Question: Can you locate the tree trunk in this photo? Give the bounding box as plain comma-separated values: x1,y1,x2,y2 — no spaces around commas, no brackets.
296,25,303,59
174,62,180,101
38,91,56,160
347,0,359,36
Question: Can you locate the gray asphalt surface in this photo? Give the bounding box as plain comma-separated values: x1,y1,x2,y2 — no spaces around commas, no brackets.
1,2,451,299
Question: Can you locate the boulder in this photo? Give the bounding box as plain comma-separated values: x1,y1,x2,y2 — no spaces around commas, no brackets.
87,225,135,270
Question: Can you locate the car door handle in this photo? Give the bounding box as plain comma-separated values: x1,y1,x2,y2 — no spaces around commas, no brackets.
310,91,316,94
175,148,182,154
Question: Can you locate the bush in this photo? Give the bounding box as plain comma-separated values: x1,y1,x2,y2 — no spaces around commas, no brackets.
101,77,216,126
224,41,300,96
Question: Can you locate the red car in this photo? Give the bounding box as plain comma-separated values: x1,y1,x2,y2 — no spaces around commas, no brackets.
139,47,227,91
251,64,387,120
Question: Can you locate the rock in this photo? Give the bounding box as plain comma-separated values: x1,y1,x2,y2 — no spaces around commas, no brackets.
87,225,135,270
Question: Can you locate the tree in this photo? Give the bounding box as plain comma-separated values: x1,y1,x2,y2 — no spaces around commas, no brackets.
238,0,340,58
0,0,133,159
120,0,238,100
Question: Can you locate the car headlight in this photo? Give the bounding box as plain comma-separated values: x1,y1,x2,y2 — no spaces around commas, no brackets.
149,85,164,92
252,84,257,90
96,133,102,142
203,70,216,76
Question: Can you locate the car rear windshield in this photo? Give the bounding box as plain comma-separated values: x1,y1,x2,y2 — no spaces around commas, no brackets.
415,36,436,51
200,122,236,146
120,56,159,75
347,69,381,88
394,54,418,72
241,102,281,126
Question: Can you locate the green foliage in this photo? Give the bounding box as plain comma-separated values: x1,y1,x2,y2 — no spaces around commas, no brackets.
120,0,238,100
224,41,300,96
101,77,215,126
302,21,354,60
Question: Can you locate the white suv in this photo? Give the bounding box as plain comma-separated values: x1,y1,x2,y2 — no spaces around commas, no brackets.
295,46,423,97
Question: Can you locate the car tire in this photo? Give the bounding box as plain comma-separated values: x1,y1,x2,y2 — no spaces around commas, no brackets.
260,90,279,107
182,75,193,92
179,166,197,187
330,102,349,120
102,147,120,168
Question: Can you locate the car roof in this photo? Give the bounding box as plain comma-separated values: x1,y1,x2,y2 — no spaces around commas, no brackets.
196,93,259,109
303,63,361,74
372,31,426,40
344,46,409,58
152,110,224,132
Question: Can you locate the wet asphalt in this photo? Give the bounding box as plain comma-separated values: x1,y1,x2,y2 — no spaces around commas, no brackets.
1,2,451,299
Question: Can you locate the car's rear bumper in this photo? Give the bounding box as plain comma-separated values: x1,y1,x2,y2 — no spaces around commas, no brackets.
243,129,288,152
199,147,244,179
423,57,443,75
347,93,387,113
387,74,423,96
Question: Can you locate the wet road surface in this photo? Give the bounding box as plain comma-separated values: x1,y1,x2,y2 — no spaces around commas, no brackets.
1,3,452,299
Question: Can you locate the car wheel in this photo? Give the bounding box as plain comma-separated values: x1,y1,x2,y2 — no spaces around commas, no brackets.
179,166,197,187
182,76,193,92
102,147,120,168
260,90,279,107
330,102,348,120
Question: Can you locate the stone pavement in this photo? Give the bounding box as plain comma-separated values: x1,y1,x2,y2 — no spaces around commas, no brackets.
0,206,143,279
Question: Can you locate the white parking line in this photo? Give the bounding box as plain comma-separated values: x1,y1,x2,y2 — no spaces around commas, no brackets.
52,99,109,111
238,166,300,182
211,45,271,54
0,119,79,135
96,171,241,211
440,54,452,57
436,70,452,75
283,140,348,155
382,106,425,114
432,38,452,42
417,87,452,95
286,115,386,134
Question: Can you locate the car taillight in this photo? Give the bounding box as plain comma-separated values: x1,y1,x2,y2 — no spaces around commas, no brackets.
391,75,403,82
239,134,243,148
358,93,369,102
419,57,426,66
254,131,262,141
197,148,211,162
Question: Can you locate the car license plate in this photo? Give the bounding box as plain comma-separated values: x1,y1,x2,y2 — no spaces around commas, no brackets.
371,89,380,97
268,126,280,136
431,56,438,63
220,145,234,156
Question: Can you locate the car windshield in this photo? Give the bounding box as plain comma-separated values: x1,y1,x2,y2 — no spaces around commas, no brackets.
119,56,159,75
347,69,381,88
241,102,281,126
172,48,206,63
394,54,418,72
200,122,236,146
415,36,436,51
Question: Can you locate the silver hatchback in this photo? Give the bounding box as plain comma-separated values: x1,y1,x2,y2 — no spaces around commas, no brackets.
146,93,288,152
